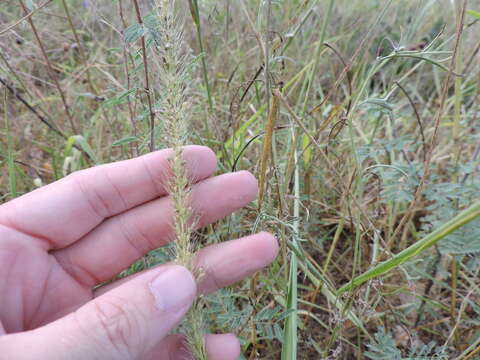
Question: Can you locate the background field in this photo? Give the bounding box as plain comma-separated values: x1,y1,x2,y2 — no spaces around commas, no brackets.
1,0,480,358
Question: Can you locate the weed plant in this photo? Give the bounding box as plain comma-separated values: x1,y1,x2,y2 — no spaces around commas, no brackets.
2,0,480,359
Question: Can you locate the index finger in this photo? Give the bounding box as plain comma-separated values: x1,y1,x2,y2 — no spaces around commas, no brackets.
0,146,217,250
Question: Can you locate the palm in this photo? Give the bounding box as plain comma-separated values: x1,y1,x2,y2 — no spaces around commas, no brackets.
0,234,91,332
0,146,277,358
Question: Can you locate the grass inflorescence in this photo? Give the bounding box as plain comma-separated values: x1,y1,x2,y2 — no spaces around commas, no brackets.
149,1,207,358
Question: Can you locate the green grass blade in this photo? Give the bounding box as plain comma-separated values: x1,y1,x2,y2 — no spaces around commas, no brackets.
281,252,298,360
188,0,213,115
337,201,480,295
67,135,98,165
281,129,300,360
467,9,480,19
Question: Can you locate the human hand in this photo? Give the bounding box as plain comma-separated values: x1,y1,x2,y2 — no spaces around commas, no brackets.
0,146,278,360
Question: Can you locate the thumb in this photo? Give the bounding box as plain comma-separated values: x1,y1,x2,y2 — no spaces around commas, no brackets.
1,265,196,360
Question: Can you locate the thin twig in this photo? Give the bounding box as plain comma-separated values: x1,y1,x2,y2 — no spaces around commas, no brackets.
61,0,95,95
118,0,139,156
0,77,65,138
0,50,52,122
188,0,214,114
18,0,77,133
394,81,427,162
132,0,156,152
0,0,53,36
0,77,92,161
323,42,353,116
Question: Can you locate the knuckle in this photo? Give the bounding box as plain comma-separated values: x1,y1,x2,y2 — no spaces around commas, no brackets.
115,214,156,257
69,169,110,218
78,297,145,358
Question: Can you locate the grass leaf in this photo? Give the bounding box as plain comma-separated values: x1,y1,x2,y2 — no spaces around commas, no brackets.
338,201,480,295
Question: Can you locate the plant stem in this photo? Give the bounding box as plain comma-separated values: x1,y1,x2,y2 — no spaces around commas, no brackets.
18,0,77,133
61,0,95,95
189,0,213,114
132,0,156,152
281,126,299,360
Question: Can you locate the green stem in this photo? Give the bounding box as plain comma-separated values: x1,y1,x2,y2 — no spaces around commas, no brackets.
281,127,300,360
190,0,213,114
300,0,334,114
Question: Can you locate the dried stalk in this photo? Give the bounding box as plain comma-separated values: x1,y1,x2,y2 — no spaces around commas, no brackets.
18,0,77,133
132,0,156,152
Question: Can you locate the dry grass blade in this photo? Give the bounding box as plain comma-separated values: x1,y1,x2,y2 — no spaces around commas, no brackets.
258,89,279,209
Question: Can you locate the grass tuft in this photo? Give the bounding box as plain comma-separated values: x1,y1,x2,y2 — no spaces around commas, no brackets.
2,0,480,358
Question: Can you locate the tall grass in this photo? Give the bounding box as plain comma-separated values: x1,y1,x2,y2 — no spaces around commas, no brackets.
2,0,480,358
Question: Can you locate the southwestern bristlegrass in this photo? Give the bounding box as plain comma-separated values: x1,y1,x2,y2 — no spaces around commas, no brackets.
151,1,207,359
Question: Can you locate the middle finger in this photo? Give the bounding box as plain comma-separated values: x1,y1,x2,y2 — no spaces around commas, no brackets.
54,171,258,287
93,231,278,298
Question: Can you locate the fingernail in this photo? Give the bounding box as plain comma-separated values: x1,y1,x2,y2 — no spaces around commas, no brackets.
149,266,196,311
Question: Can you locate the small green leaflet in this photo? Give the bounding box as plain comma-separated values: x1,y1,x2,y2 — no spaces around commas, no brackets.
112,136,139,147
66,135,98,164
467,9,480,19
124,23,146,44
